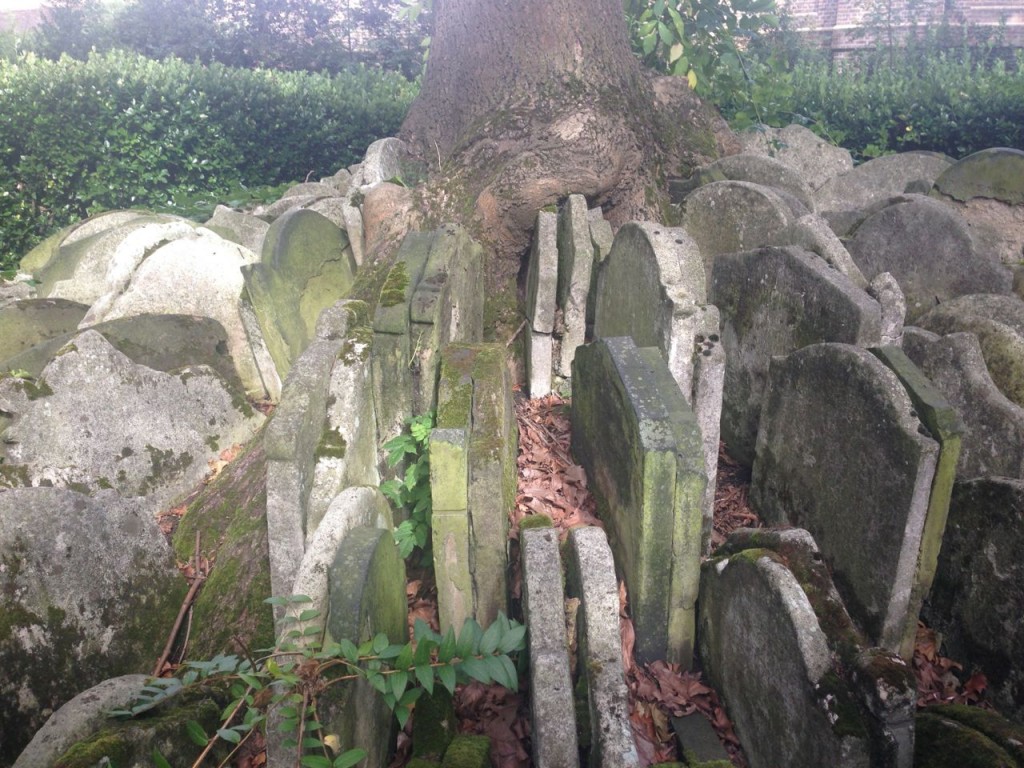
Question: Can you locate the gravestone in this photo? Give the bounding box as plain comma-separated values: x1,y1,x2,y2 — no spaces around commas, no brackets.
0,298,88,363
846,196,1012,321
525,210,558,397
205,205,271,255
903,327,1024,480
593,222,723,551
571,337,704,665
556,194,594,376
751,343,940,654
816,151,953,214
738,123,854,191
782,213,867,288
711,245,882,465
694,152,816,211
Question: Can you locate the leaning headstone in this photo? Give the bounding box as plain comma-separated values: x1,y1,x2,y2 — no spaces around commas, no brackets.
525,210,558,397
0,488,186,762
205,205,271,255
751,343,940,654
593,222,723,551
244,209,357,379
572,337,705,665
521,527,580,768
430,426,473,634
321,525,407,768
683,181,795,291
309,197,365,266
556,194,594,377
916,293,1024,409
0,329,262,506
781,213,868,288
926,477,1024,724
0,298,88,364
867,272,907,347
711,245,882,465
903,327,1024,480
816,151,953,214
846,195,1012,321
353,137,408,189
565,527,641,768
700,531,882,768
738,123,854,191
695,152,817,211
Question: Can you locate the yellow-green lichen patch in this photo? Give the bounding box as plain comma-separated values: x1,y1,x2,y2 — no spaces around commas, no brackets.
380,260,411,308
316,426,348,460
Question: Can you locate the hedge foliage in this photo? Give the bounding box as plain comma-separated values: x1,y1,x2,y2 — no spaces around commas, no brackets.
0,50,417,270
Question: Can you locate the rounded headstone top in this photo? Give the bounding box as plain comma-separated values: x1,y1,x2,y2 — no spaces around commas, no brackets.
933,148,1024,205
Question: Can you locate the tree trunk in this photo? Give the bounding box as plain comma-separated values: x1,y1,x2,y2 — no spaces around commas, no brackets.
399,0,738,321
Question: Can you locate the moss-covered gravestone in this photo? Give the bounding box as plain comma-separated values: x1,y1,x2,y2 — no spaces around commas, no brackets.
0,299,88,364
571,336,705,666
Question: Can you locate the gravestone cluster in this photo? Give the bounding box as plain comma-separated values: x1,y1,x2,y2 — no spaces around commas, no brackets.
4,131,1024,768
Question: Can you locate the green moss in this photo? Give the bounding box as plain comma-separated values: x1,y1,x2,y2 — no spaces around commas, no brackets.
442,735,491,768
928,705,1024,763
66,481,92,495
55,731,132,768
380,260,410,308
55,342,78,357
816,670,869,740
914,710,1018,768
140,445,194,495
16,375,53,400
205,435,220,452
0,464,30,489
519,514,553,530
412,688,456,760
316,426,348,460
338,324,373,364
96,477,113,490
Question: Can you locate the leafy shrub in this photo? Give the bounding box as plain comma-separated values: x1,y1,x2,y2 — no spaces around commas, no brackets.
0,50,417,270
381,412,435,561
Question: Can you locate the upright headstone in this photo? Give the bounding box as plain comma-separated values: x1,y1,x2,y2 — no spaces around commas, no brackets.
572,337,705,665
556,194,594,377
711,245,882,465
751,343,940,654
525,210,558,397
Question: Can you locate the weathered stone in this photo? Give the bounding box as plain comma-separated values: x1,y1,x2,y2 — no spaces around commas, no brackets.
245,209,356,380
565,527,640,768
846,196,1012,320
326,167,352,194
432,508,473,635
817,151,953,213
526,210,558,335
572,337,705,665
903,327,1024,480
526,326,553,399
869,345,963,658
698,545,872,768
521,527,580,768
867,272,906,347
12,675,149,768
281,181,338,200
926,478,1024,724
309,197,365,266
915,705,1024,767
751,343,939,653
683,181,795,291
253,195,323,221
0,278,35,310
0,488,186,762
932,147,1024,205
0,298,88,364
353,137,408,188
0,329,262,506
556,194,594,376
698,152,817,211
362,182,417,255
20,210,149,275
323,525,407,768
671,714,731,767
711,245,882,465
781,213,868,288
738,124,854,191
204,205,271,255
594,222,721,551
916,293,1024,409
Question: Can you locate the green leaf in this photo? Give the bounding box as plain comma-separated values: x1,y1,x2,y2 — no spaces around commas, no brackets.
395,704,411,730
368,671,388,695
340,638,360,663
372,633,389,654
658,21,674,46
478,621,502,655
395,643,414,671
186,720,209,747
415,663,434,694
438,627,457,662
498,623,527,654
459,657,492,685
456,619,482,657
298,609,321,622
438,664,456,695
300,756,333,768
334,749,367,768
484,655,513,690
390,669,408,700
218,727,242,744
152,749,173,768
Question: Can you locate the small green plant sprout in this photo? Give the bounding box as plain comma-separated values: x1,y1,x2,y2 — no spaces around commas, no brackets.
380,412,434,560
109,595,526,768
7,369,33,380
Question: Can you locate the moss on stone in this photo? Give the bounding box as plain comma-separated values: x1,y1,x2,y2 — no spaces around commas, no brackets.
412,688,456,760
140,445,194,496
0,464,30,489
54,731,132,768
914,710,1019,768
442,735,491,768
380,261,411,308
816,670,869,740
519,514,553,530
928,704,1024,763
316,426,348,460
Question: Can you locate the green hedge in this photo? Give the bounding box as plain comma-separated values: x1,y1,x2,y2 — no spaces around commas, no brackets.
0,50,417,270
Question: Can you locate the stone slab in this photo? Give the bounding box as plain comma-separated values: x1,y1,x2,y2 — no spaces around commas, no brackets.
711,245,882,465
526,326,553,399
556,194,594,376
817,151,953,213
526,210,558,334
521,527,580,768
432,509,473,635
0,298,88,365
932,147,1024,205
738,123,854,191
782,213,867,289
699,152,817,211
751,343,939,652
205,205,271,255
572,337,704,665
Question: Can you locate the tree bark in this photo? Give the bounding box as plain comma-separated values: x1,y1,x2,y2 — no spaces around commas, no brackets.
399,0,737,315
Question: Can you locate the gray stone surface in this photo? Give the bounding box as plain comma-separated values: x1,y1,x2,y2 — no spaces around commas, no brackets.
556,194,594,376
683,181,795,291
361,182,416,255
933,147,1024,205
846,195,1012,321
710,245,882,465
926,477,1024,724
593,222,721,551
526,210,558,335
0,298,89,364
916,293,1024,409
698,545,871,768
527,326,553,399
782,213,868,289
0,488,186,761
205,205,271,255
738,123,854,191
430,425,471,634
903,327,1024,481
751,343,939,652
281,181,339,200
0,329,262,507
565,526,640,768
572,337,704,665
309,196,365,266
699,152,817,211
868,272,907,347
353,137,408,188
12,675,150,768
816,151,953,213
521,527,580,768
246,209,356,380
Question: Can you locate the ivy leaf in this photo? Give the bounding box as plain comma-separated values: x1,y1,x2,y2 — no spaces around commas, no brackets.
217,727,242,744
390,669,408,701
186,720,209,747
478,621,502,656
498,623,527,654
459,657,492,685
437,664,457,695
415,663,434,694
334,749,367,768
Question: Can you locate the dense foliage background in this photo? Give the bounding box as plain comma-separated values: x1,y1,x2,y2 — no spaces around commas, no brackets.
1,0,1023,272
